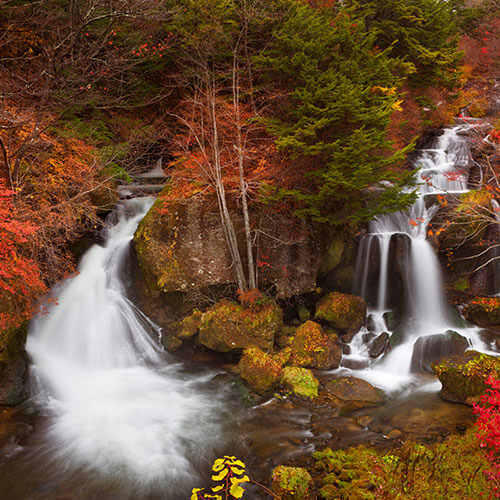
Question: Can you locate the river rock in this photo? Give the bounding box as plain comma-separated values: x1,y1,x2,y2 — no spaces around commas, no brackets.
369,332,390,358
410,331,469,373
271,465,313,500
432,350,500,405
479,329,500,351
198,299,282,353
289,321,342,369
322,377,384,413
239,347,283,394
315,292,366,333
383,309,401,331
463,297,500,327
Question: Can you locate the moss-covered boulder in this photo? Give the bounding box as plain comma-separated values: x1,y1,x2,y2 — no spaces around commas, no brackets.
271,465,313,500
322,377,384,413
289,321,341,369
281,367,319,398
463,297,500,327
315,293,366,333
432,350,500,405
198,299,282,353
239,347,283,394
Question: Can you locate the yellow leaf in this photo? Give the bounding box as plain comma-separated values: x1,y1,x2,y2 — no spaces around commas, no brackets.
231,466,245,475
229,460,246,468
212,485,224,493
391,100,403,112
229,476,249,499
212,458,225,472
191,487,204,500
212,468,229,481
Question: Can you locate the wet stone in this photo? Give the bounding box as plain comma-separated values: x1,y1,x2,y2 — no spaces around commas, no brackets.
368,332,389,358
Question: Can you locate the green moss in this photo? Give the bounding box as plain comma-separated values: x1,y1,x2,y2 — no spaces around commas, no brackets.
281,366,319,398
239,347,283,394
432,351,500,404
177,309,202,340
315,292,366,332
313,428,491,499
452,277,470,292
198,299,283,352
271,465,313,500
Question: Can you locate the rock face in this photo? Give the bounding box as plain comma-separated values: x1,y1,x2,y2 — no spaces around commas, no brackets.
198,300,282,353
463,297,500,327
271,465,313,500
239,347,283,394
315,292,366,333
323,377,384,413
410,331,469,373
432,350,500,405
133,190,324,298
289,321,342,369
0,322,28,406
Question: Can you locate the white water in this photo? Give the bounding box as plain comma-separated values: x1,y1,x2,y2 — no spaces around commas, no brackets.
347,125,490,392
27,198,225,495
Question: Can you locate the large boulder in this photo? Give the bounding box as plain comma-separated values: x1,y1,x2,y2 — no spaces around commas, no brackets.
271,466,313,500
133,190,323,298
432,350,500,405
239,347,283,394
315,293,366,333
322,377,384,413
198,299,282,353
289,321,341,369
410,331,469,373
463,297,500,327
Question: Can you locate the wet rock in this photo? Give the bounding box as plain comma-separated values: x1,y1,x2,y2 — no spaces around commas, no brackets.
315,292,366,333
383,309,401,331
479,329,500,351
281,367,319,398
387,234,411,309
362,332,376,344
384,429,403,440
355,415,373,428
341,358,369,370
366,314,377,332
271,465,313,500
322,377,384,413
432,350,500,405
161,334,182,352
410,331,469,373
368,332,389,358
239,347,283,395
289,321,342,370
463,297,500,327
198,299,282,352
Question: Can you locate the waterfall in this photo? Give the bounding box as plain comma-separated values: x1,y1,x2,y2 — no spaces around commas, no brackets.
348,125,489,391
27,198,225,496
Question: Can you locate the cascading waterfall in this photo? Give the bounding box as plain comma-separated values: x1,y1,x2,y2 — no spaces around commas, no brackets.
347,125,490,391
26,198,225,497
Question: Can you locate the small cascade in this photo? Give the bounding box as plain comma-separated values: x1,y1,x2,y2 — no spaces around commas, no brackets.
26,198,225,497
347,124,490,391
492,198,500,294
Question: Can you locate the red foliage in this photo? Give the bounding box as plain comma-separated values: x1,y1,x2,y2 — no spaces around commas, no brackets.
0,181,46,330
473,376,500,498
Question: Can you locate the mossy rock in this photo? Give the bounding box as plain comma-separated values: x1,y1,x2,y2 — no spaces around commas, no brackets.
177,309,202,340
322,377,384,413
315,292,366,333
432,350,500,405
281,366,319,398
289,321,341,369
198,299,283,353
239,347,283,395
161,334,182,352
463,297,500,327
271,465,313,500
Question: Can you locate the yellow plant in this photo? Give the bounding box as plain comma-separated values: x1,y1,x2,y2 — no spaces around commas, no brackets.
191,456,250,500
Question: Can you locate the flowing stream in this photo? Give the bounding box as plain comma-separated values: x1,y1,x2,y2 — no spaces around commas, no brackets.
20,198,226,499
348,124,492,391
